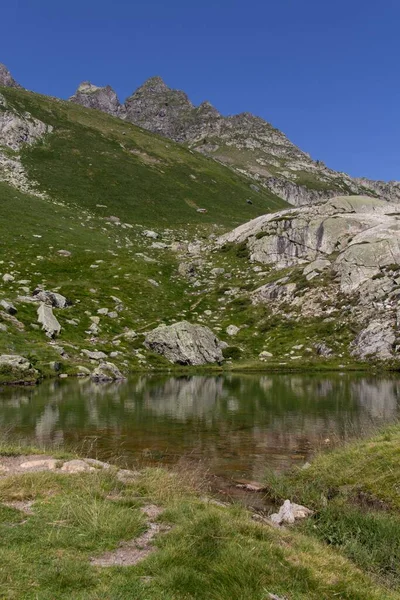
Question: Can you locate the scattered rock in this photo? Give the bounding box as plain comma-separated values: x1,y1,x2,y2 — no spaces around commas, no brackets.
82,350,107,360
0,300,17,315
226,325,240,336
57,249,72,257
270,499,313,526
2,273,14,283
314,342,333,357
33,289,68,309
19,459,57,471
37,303,61,338
61,459,95,473
142,230,158,239
91,361,125,382
0,354,39,383
144,321,224,365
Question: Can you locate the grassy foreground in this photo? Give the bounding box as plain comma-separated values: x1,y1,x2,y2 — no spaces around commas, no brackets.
265,423,400,591
0,432,400,599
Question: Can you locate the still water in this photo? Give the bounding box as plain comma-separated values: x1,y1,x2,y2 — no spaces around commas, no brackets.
0,373,399,481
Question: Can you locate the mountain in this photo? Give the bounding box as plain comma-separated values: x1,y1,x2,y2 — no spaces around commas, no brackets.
70,75,400,206
1,64,399,384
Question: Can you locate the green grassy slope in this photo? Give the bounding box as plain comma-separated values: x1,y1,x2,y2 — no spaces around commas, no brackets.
1,86,286,227
0,445,397,599
0,87,291,380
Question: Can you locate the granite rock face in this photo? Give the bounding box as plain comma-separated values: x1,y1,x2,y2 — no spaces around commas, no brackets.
144,321,224,365
219,195,400,361
219,196,400,293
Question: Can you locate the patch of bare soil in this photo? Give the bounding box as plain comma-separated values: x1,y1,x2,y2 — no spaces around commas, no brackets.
91,504,170,567
3,500,34,514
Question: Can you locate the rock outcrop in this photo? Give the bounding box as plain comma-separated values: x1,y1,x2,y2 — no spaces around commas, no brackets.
144,321,224,365
0,96,53,196
91,361,125,382
219,196,400,293
0,63,22,89
0,354,38,383
219,195,400,361
37,304,61,338
69,82,124,117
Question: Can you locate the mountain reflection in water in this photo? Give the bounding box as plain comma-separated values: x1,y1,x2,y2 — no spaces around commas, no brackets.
0,374,399,480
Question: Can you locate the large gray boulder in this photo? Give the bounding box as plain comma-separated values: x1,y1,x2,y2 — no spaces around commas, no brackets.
33,289,68,309
91,361,125,382
37,303,61,338
0,354,38,383
351,321,396,360
144,321,224,365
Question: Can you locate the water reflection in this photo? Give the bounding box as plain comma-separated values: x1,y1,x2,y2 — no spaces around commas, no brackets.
0,374,399,479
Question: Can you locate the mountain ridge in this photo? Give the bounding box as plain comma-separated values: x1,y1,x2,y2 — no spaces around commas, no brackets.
2,61,399,206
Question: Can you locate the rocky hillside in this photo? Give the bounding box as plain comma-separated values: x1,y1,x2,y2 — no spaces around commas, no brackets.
1,66,400,383
67,71,400,207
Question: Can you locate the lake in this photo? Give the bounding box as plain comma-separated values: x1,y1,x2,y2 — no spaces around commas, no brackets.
0,373,399,482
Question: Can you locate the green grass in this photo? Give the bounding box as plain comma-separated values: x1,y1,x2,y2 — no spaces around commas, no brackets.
264,423,400,590
0,447,397,599
1,86,287,227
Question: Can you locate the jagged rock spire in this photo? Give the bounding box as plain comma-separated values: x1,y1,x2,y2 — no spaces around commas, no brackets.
0,63,22,88
69,81,123,117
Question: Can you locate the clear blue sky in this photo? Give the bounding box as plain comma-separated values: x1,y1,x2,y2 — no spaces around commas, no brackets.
2,0,399,181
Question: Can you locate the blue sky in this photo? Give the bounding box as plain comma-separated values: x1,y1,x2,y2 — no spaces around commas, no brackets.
2,0,399,181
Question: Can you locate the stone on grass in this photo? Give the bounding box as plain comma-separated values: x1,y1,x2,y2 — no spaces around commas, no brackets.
33,289,68,308
91,361,125,382
19,459,57,470
226,325,240,336
61,459,95,473
37,303,61,337
2,274,14,283
144,321,224,365
82,350,107,360
0,354,39,382
270,499,313,526
0,300,17,315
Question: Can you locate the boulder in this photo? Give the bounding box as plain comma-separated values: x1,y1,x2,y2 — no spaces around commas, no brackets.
82,350,107,360
0,354,38,383
33,289,68,308
226,325,240,336
91,361,125,382
351,320,396,360
270,499,313,526
144,321,224,365
0,300,17,315
37,303,61,338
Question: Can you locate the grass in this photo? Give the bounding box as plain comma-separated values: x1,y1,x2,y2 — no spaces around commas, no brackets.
0,444,398,599
264,422,400,590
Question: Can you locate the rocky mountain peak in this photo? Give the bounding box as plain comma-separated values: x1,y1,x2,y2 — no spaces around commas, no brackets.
0,63,22,89
67,73,400,207
138,75,170,93
69,81,122,117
